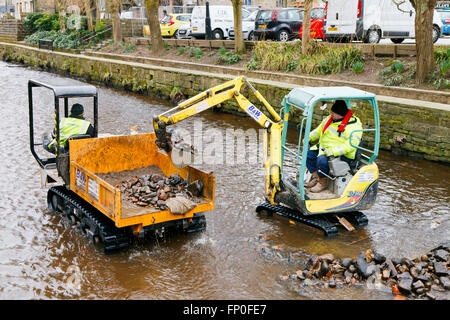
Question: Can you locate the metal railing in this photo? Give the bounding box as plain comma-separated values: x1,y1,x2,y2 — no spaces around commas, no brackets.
77,24,113,49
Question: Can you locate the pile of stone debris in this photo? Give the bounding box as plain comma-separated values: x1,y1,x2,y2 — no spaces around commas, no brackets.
117,173,203,211
286,241,449,300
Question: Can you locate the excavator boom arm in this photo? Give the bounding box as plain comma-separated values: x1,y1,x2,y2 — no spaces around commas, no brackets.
153,76,285,203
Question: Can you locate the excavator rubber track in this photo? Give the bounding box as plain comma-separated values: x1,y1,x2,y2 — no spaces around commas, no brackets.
256,202,339,237
47,185,130,253
256,203,369,237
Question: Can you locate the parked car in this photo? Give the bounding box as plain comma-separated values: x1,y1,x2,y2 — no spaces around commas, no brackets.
228,10,260,40
323,0,443,44
299,6,325,40
176,20,193,39
436,9,450,36
254,8,304,42
160,14,192,38
191,5,250,40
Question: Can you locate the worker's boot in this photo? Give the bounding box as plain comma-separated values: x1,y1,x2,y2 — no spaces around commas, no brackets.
305,171,319,188
310,177,328,193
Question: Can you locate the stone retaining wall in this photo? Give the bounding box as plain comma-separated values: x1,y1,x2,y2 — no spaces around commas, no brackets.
0,42,448,163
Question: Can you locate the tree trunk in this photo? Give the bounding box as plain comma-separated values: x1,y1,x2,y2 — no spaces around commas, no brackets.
144,0,165,56
95,0,101,20
56,0,66,32
111,0,122,42
84,0,95,32
232,0,245,53
301,0,313,55
410,0,437,84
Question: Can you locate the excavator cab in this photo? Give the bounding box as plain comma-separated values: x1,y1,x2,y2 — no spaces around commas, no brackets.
28,80,98,186
263,86,380,235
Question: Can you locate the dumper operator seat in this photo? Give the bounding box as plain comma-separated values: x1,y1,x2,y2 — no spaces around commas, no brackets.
28,80,98,186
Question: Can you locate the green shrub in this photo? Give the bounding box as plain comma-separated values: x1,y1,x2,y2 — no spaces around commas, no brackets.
146,44,152,50
379,66,393,79
164,41,170,50
178,46,185,55
217,51,242,65
249,41,363,75
94,20,107,33
35,14,60,31
195,47,202,59
219,47,227,55
384,74,403,86
123,43,135,53
440,60,450,76
187,46,195,57
23,13,44,33
245,54,260,70
391,60,404,73
352,61,364,74
286,60,298,71
433,77,450,89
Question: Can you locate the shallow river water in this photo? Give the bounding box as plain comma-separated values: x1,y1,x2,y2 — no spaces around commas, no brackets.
0,61,448,299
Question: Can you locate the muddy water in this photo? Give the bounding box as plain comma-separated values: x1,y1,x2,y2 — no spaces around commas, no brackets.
0,61,448,299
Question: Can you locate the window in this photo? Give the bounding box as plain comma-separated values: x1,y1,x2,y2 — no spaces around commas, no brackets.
287,9,301,20
160,15,171,23
311,8,325,19
257,10,273,21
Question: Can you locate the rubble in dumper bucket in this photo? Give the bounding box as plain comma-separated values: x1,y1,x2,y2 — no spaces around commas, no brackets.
117,173,203,211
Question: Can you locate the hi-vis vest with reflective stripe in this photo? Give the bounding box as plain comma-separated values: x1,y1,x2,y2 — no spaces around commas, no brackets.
48,117,91,149
310,115,363,160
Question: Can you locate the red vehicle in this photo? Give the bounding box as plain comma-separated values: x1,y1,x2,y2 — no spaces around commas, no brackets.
299,7,325,40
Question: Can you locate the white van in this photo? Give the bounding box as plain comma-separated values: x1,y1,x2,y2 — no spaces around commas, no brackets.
191,5,250,40
324,0,443,43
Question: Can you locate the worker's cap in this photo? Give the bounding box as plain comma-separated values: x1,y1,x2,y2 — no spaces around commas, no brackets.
70,103,84,116
331,100,348,117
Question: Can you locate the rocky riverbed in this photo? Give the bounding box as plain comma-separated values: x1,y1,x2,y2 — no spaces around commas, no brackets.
271,240,450,300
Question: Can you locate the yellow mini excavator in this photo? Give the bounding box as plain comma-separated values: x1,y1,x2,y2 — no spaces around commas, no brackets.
153,76,381,236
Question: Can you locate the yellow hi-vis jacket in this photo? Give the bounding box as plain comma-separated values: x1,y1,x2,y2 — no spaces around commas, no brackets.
309,115,363,160
48,117,91,149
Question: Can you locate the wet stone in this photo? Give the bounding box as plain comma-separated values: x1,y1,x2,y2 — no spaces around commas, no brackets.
434,262,449,276
373,251,386,265
356,253,375,279
386,259,398,277
348,264,356,273
412,280,424,291
398,278,413,294
434,249,448,262
439,277,450,290
341,258,352,268
320,261,330,277
319,254,334,262
329,277,336,288
306,255,319,270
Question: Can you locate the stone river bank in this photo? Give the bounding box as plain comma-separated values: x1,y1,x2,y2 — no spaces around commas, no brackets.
0,41,449,164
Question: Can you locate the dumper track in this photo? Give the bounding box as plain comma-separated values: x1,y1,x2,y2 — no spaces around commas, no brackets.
47,185,130,253
256,202,368,237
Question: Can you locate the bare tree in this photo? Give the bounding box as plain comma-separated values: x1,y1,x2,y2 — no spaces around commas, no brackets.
301,0,313,55
392,0,438,84
231,0,245,53
144,0,165,56
56,0,67,32
110,0,122,42
83,0,95,32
